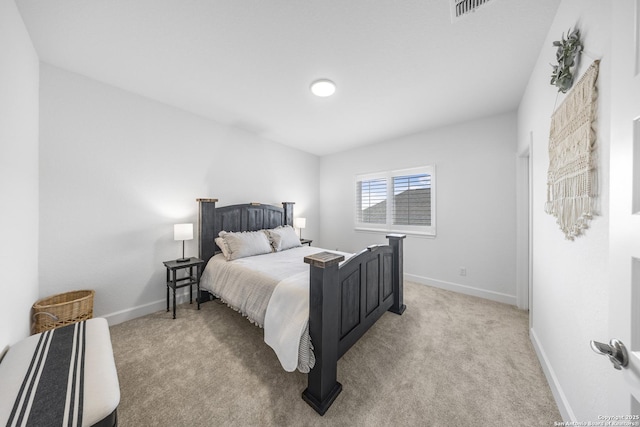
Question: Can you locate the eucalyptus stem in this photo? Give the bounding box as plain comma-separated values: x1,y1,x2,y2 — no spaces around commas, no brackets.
550,27,583,93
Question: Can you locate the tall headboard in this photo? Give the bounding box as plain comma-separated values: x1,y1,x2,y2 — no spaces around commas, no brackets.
196,199,295,265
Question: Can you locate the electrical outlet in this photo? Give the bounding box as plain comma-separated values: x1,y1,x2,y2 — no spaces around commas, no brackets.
459,267,467,276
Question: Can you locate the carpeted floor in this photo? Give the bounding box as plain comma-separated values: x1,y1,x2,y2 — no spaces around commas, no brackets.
109,281,561,426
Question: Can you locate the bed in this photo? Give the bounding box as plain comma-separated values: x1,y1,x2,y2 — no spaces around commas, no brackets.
196,199,406,415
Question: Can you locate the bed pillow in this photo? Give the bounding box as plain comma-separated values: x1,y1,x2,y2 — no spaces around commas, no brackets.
266,225,302,252
218,230,272,261
214,237,231,259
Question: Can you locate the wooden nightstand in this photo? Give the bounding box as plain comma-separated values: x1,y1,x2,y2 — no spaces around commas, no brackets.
300,239,313,246
163,257,205,319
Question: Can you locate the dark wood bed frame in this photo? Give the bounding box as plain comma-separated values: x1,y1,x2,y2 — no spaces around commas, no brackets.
197,199,406,415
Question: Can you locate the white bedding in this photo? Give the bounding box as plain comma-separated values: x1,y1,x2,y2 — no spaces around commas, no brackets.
264,271,309,371
200,246,352,372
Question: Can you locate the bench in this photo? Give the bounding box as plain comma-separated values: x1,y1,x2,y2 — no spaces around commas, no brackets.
0,318,120,427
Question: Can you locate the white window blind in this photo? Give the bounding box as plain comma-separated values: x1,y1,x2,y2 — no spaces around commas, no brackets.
355,166,435,236
356,178,387,224
393,174,431,226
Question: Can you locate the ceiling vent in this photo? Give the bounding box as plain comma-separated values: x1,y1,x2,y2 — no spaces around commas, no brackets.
450,0,493,21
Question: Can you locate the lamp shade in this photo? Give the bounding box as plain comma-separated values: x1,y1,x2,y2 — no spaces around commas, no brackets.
174,223,193,241
294,218,306,229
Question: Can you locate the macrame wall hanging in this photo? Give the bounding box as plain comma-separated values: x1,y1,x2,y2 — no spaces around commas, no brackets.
545,59,600,240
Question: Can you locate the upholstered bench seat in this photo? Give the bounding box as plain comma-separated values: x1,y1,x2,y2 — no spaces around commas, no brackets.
0,318,120,427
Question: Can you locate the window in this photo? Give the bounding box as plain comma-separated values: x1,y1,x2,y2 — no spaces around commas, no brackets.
356,178,387,224
355,166,435,236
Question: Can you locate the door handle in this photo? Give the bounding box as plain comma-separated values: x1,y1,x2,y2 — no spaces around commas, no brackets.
590,339,629,370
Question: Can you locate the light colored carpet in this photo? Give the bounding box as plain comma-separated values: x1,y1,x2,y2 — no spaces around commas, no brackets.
109,282,560,426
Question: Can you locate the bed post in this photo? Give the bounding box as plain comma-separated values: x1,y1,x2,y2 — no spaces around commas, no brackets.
302,252,345,415
387,234,406,315
196,198,218,264
282,202,294,226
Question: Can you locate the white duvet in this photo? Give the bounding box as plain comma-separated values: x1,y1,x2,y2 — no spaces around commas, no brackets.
200,246,351,372
264,271,309,371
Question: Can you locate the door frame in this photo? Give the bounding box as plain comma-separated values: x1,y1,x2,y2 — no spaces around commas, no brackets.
516,135,533,317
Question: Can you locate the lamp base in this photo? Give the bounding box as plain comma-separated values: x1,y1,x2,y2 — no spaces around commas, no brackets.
176,257,190,263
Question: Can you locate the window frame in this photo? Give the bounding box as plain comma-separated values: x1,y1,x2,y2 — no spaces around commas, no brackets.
355,165,436,237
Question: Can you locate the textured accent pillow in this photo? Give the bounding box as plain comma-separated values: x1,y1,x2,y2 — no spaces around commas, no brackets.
214,237,231,259
266,226,302,252
218,230,272,261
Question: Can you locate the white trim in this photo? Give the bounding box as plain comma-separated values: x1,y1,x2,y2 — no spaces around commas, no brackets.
102,288,193,326
355,227,437,238
405,273,516,305
516,142,531,310
530,327,574,422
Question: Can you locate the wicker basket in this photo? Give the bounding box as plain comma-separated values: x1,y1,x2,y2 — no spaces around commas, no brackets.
32,290,95,335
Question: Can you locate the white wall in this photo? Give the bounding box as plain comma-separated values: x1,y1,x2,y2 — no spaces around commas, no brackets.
39,64,320,324
0,0,40,348
518,0,611,420
319,112,518,304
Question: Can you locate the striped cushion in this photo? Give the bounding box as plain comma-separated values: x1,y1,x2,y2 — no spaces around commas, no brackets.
0,318,120,427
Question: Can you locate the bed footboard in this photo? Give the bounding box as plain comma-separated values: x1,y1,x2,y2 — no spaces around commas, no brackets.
302,234,406,415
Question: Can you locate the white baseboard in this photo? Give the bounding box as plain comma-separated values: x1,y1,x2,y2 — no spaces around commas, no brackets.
405,273,517,305
102,288,193,326
530,327,573,422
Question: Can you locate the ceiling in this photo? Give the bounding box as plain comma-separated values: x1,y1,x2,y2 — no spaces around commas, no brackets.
16,0,560,156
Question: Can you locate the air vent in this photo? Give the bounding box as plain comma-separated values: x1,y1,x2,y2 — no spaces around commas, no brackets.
451,0,493,21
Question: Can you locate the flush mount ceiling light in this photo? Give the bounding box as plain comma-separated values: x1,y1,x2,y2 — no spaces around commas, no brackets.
310,79,336,97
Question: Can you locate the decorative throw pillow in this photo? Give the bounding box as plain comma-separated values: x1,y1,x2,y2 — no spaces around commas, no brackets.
266,225,302,252
218,230,272,261
214,237,231,259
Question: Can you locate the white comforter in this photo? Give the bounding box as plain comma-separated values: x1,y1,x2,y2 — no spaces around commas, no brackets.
264,271,309,371
200,246,351,372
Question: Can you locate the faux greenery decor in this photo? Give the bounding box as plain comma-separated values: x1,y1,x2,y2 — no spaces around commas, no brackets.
550,27,583,93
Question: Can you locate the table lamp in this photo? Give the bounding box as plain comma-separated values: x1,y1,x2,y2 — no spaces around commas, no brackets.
174,223,193,262
294,218,306,240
